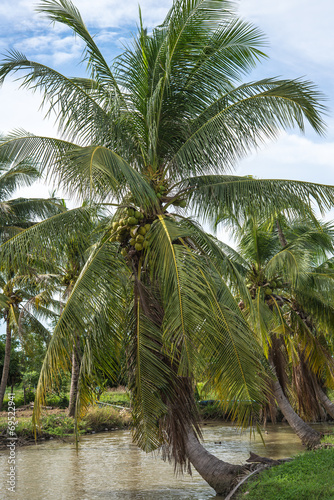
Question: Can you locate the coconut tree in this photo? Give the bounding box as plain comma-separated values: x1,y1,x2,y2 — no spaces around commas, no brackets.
55,206,107,417
274,217,334,422
1,0,334,495
0,154,63,408
224,213,334,446
0,270,60,409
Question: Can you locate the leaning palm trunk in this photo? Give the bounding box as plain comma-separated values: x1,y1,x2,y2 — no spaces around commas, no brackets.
68,338,80,417
185,427,247,496
314,385,334,420
271,376,321,447
0,316,11,409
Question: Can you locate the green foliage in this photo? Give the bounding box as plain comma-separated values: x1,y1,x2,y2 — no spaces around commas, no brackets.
1,389,35,410
321,433,334,445
45,393,69,409
99,390,130,407
0,337,24,388
39,414,75,437
0,406,130,438
239,449,334,499
22,370,40,388
82,406,131,431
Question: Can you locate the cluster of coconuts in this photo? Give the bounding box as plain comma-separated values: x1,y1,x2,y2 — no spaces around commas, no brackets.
155,182,168,200
110,207,152,257
263,279,284,296
154,181,187,208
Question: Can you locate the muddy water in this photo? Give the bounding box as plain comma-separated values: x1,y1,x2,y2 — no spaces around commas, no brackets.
0,422,330,500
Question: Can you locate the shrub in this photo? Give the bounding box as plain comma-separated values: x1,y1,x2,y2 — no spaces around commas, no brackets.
82,406,131,431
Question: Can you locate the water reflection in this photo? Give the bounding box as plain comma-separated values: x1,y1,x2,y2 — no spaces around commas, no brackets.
0,422,331,500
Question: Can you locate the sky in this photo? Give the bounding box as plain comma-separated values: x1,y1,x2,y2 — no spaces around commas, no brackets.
0,0,333,226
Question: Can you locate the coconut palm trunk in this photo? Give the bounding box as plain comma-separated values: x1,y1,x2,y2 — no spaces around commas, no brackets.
0,314,11,409
184,427,247,496
271,375,321,447
314,385,334,420
68,337,80,417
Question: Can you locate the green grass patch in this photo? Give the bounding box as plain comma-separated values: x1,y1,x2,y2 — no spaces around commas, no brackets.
321,432,334,445
239,449,334,499
99,388,130,407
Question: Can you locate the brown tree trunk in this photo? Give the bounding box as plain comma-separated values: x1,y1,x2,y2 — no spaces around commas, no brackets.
276,219,287,247
0,316,11,410
68,337,80,417
314,385,334,420
272,377,321,447
184,427,247,496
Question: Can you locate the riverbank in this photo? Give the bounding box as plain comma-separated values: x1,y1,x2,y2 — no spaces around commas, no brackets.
237,442,334,499
0,405,131,448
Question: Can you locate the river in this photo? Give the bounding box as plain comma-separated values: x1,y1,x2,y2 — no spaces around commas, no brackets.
0,422,330,499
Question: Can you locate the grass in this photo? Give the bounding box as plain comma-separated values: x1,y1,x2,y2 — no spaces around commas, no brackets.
238,448,334,499
83,406,131,432
98,387,130,407
321,433,334,445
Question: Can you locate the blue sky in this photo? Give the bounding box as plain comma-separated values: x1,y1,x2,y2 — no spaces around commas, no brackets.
0,0,333,213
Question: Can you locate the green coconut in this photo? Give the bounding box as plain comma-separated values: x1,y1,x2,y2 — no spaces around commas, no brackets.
127,217,137,226
134,211,142,219
142,240,149,249
144,223,151,232
138,226,146,236
136,234,144,243
135,243,143,251
179,200,187,208
127,208,135,217
112,221,119,230
129,238,136,246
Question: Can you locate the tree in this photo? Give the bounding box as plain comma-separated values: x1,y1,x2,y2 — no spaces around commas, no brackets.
0,157,63,409
55,206,106,417
0,0,334,495
227,213,334,446
0,336,24,393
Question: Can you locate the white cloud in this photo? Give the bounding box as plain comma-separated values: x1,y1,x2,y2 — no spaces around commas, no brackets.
0,79,60,137
0,0,170,31
238,0,334,69
236,132,334,186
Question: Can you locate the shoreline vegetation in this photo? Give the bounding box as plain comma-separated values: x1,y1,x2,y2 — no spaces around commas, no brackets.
237,443,334,499
0,387,132,447
1,386,334,447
